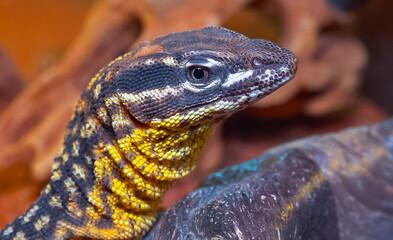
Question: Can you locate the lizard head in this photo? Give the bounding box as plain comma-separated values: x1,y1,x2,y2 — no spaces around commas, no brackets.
114,27,297,129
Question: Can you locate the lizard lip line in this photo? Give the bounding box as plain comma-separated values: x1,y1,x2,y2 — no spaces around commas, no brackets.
225,82,286,99
170,77,291,119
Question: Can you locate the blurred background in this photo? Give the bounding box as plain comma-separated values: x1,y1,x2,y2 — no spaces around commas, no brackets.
0,0,391,228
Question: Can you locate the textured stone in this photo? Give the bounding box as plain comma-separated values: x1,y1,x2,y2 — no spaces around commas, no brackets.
144,118,393,240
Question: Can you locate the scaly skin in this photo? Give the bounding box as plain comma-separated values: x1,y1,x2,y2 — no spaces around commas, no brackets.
0,27,297,239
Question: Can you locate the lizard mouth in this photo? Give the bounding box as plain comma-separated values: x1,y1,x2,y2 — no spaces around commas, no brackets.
221,66,296,102
172,72,294,123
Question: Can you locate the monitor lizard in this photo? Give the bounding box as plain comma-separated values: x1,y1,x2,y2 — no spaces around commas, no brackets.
0,27,297,240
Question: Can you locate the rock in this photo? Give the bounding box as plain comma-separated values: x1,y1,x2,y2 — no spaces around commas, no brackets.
144,118,393,240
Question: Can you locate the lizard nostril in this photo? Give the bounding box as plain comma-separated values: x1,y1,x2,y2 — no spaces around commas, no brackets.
251,57,263,68
251,56,275,69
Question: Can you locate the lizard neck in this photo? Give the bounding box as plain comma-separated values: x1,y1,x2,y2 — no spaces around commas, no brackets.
55,99,213,239
0,97,213,240
85,108,213,238
90,118,214,206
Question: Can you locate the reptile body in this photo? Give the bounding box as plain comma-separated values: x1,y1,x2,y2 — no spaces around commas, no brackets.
0,27,297,239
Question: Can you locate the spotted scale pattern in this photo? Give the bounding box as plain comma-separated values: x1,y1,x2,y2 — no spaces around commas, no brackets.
0,27,297,239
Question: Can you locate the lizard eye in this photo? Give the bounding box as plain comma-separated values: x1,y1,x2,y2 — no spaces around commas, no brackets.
189,66,209,84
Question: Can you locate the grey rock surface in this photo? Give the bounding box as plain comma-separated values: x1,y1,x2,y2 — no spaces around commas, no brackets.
144,118,393,240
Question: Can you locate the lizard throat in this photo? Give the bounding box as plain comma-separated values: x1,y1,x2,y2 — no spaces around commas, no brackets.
76,111,213,239
26,104,214,239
